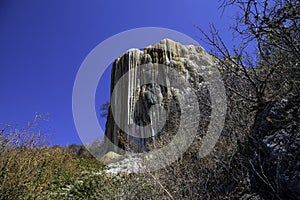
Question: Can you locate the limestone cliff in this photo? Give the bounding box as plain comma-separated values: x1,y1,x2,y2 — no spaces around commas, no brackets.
104,39,216,153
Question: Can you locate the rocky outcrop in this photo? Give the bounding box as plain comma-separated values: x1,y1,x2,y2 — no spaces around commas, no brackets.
104,39,215,153
99,151,124,165
105,156,143,174
250,95,300,199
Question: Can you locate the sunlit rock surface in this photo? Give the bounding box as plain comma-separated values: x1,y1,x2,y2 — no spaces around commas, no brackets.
99,151,124,165
104,39,215,153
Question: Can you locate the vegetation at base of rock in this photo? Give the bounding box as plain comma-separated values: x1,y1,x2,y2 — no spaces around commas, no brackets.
0,118,171,199
0,118,99,199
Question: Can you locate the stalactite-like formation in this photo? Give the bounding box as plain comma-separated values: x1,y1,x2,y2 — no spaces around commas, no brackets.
104,39,215,153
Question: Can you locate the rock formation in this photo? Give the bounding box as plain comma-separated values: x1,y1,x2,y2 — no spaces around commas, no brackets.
100,38,300,198
250,95,300,199
104,39,215,153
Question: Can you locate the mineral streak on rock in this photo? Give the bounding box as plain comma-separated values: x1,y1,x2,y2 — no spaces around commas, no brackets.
104,39,215,153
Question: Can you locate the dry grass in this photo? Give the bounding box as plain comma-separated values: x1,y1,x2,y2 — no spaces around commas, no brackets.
0,116,104,199
0,116,156,199
0,116,79,199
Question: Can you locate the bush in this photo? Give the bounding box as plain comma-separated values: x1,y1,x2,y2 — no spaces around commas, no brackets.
0,116,156,199
0,116,104,199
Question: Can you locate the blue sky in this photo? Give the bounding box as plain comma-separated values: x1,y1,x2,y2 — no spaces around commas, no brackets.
0,0,238,146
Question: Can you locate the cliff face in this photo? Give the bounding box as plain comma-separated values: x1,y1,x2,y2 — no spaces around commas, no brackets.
104,39,216,153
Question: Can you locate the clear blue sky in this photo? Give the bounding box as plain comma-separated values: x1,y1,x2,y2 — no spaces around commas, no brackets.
0,0,238,146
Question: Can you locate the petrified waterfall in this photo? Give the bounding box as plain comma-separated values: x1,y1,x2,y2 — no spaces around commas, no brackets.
104,39,215,153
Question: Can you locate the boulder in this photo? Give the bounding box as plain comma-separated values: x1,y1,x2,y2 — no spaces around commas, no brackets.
100,151,124,165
